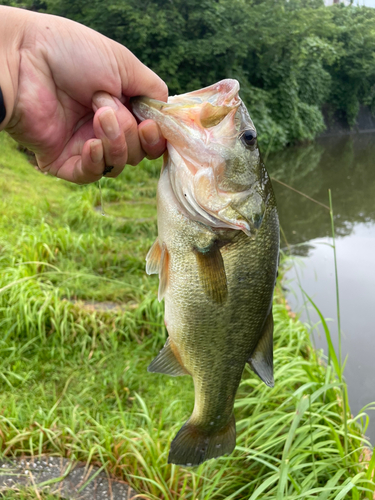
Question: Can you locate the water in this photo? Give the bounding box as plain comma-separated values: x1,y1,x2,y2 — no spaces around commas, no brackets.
267,133,375,443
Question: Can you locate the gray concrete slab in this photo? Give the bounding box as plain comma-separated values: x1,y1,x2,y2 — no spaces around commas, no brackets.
0,456,137,500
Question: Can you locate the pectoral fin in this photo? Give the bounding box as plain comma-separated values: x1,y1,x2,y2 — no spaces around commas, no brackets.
248,310,274,387
146,240,170,301
148,338,189,377
194,243,228,304
158,243,170,301
146,239,162,275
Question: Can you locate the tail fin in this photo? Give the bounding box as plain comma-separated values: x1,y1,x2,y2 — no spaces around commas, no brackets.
168,414,236,466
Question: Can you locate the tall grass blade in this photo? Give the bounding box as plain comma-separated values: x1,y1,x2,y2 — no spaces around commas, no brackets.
328,189,348,459
302,292,340,378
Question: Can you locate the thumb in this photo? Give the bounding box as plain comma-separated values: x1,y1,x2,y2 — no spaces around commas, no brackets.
112,40,168,102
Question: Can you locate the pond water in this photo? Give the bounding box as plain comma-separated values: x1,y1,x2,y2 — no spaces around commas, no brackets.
267,133,375,443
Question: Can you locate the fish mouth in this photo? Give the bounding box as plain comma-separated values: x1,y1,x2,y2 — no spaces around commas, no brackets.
131,94,199,124
131,80,259,237
169,79,240,107
131,96,171,121
131,79,240,127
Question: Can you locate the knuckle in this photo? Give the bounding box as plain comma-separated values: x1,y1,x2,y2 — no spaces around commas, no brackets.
109,142,128,162
119,108,137,133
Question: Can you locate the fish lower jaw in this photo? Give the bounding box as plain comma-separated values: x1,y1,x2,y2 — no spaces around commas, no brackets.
173,189,252,235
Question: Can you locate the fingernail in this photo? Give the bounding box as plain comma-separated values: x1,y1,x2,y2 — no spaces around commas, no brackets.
92,92,118,112
140,123,160,146
90,139,103,164
99,109,120,140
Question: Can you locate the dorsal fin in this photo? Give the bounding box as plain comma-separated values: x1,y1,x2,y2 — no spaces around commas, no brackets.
248,310,274,387
148,338,189,377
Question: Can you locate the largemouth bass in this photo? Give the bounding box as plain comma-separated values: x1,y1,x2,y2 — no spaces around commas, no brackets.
132,79,279,466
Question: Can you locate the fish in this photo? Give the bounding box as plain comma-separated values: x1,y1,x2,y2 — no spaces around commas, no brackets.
132,79,279,467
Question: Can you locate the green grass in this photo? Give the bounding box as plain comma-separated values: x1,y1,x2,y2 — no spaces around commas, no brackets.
0,490,62,499
0,132,374,499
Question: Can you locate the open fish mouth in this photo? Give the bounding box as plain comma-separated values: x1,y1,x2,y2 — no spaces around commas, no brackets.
132,79,240,121
168,79,240,106
132,79,263,237
131,79,241,146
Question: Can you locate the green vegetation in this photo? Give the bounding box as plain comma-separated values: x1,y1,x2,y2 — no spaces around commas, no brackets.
0,490,62,499
3,0,375,151
0,133,374,498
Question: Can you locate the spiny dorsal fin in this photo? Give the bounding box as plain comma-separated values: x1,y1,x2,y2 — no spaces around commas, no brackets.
148,338,189,377
158,243,170,301
146,238,162,275
248,310,274,387
194,243,228,304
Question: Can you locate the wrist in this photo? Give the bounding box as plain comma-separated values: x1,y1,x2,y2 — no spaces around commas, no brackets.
0,6,27,131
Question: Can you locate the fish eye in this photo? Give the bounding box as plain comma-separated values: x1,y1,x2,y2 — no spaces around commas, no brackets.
241,129,257,147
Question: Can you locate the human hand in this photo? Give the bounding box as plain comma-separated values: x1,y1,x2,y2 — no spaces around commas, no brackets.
1,7,167,183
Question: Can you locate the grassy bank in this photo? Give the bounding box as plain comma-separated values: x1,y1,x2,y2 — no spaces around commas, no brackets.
0,132,374,499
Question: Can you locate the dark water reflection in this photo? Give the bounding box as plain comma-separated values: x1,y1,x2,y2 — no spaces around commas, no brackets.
267,133,375,442
268,134,375,250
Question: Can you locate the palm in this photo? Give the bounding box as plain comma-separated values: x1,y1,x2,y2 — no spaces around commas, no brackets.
9,20,121,174
11,72,92,172
5,11,167,182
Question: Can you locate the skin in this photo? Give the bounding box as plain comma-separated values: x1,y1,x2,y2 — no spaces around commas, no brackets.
0,6,167,184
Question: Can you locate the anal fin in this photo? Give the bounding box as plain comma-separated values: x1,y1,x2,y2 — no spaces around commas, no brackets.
146,239,162,275
148,338,189,377
248,310,274,387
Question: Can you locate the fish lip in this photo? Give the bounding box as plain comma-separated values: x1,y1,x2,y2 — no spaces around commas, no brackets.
131,79,241,122
170,79,240,107
131,96,185,123
130,96,167,112
130,96,162,124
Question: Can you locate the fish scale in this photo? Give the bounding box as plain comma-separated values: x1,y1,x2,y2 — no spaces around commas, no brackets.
132,79,279,466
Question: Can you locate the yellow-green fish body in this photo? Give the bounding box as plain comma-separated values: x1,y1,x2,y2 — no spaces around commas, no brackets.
132,79,279,466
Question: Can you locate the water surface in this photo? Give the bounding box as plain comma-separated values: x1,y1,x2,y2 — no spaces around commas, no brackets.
267,133,375,443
